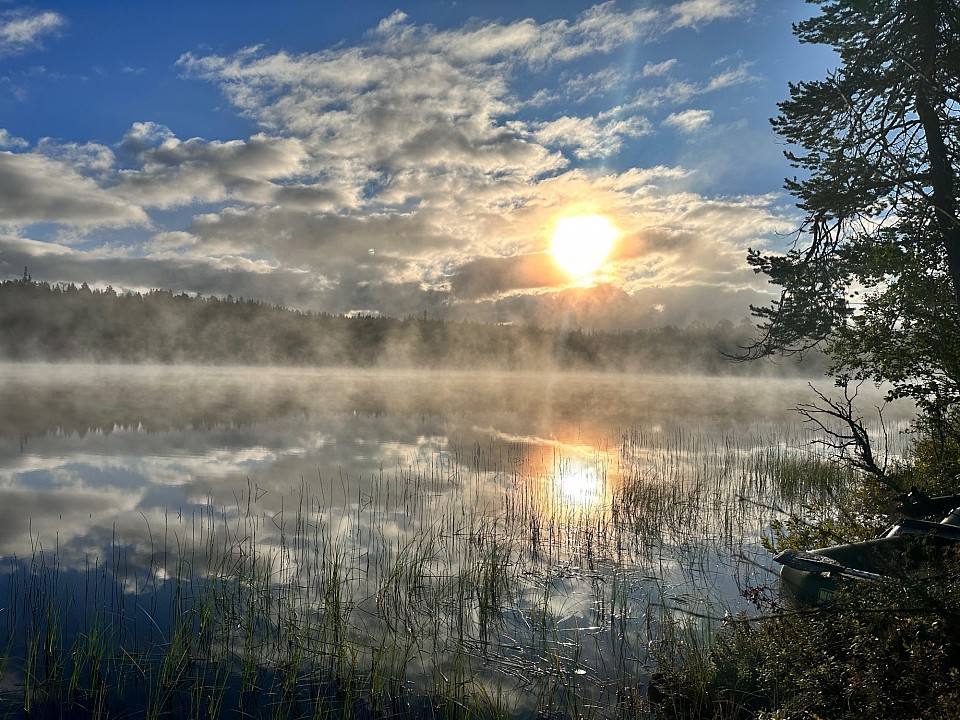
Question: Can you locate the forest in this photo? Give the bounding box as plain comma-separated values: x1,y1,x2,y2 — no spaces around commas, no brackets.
0,274,818,375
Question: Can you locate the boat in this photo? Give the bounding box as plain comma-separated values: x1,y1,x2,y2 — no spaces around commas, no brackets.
773,495,960,605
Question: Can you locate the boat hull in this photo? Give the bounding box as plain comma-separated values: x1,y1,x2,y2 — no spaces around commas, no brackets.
777,518,960,605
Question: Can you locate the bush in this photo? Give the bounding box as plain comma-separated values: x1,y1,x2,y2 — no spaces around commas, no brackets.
649,555,960,720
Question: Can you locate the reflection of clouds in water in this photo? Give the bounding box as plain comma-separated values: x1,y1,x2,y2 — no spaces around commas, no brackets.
485,428,605,456
0,448,282,491
0,366,880,701
0,368,918,607
0,483,145,559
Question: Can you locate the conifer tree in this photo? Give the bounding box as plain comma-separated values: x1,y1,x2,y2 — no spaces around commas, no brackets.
748,0,960,447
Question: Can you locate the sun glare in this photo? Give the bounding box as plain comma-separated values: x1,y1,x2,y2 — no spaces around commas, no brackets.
550,214,619,279
550,458,605,512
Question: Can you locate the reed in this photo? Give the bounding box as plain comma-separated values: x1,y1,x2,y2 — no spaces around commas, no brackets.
0,425,841,718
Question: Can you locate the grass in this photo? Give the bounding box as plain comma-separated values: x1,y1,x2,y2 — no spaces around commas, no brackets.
0,426,845,719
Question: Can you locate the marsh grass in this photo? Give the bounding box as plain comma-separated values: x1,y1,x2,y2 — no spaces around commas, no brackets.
0,426,842,718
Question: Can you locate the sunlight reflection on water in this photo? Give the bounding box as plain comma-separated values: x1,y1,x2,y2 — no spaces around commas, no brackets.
553,460,603,508
0,364,919,716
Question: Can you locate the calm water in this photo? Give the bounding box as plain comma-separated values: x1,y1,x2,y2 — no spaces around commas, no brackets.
1,364,850,562
0,364,916,715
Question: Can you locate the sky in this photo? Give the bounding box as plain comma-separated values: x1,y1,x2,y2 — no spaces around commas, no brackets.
0,1,838,330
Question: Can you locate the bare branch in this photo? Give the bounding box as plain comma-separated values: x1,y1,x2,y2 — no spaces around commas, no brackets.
795,381,900,492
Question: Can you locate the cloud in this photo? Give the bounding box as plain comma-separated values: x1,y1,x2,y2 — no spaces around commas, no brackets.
450,253,567,299
0,3,793,330
642,59,678,77
627,62,757,113
115,130,309,209
119,122,176,156
0,9,65,55
0,152,148,228
705,61,757,92
663,109,713,133
0,232,318,311
670,0,752,30
458,282,767,331
176,44,564,213
184,205,459,269
532,114,652,158
173,4,669,205
0,129,28,149
167,3,758,226
561,67,626,101
36,138,116,178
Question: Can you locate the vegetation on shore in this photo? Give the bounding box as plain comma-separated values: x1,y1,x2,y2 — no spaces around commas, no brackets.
0,273,823,375
648,438,960,720
649,0,960,717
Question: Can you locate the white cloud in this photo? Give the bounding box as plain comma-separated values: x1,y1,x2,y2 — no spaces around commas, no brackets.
705,61,757,91
0,9,65,55
0,3,792,330
37,138,116,177
533,114,652,158
0,129,28,149
144,231,198,254
663,109,713,133
115,131,309,209
670,0,752,30
161,1,782,324
120,121,176,155
173,5,674,213
533,4,661,63
627,60,757,113
562,67,625,101
642,59,678,77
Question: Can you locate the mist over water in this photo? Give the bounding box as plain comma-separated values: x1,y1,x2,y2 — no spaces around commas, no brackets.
0,365,909,554
0,364,918,713
0,363,915,567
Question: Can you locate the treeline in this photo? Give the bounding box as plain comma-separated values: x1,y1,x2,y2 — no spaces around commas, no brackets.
0,276,825,374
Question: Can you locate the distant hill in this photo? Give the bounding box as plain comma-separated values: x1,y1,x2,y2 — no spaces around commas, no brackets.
0,276,827,375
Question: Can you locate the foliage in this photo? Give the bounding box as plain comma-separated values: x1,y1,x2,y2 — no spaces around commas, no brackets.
662,0,960,684
742,13,960,709
830,214,960,445
649,562,960,720
0,275,826,375
648,375,960,718
758,453,880,555
745,0,960,456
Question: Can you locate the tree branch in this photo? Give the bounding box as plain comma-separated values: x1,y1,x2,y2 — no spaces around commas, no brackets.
795,381,900,492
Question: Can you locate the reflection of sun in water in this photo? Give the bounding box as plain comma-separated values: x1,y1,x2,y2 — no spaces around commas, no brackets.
550,215,620,278
554,460,602,508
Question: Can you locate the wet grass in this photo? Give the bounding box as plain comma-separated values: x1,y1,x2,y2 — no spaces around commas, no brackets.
0,427,842,719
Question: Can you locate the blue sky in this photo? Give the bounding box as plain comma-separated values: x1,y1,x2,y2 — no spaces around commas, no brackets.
0,1,837,329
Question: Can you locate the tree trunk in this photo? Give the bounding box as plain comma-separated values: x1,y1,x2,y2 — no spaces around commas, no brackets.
914,0,960,311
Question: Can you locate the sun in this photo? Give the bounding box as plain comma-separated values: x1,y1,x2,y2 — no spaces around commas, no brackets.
550,215,619,278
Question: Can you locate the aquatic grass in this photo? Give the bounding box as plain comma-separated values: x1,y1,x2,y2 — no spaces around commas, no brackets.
0,425,839,718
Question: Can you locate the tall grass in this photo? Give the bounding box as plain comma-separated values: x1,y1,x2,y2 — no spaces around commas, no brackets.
0,425,847,718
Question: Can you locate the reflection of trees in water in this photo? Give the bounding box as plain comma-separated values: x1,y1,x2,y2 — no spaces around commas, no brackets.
0,370,309,439
0,367,482,440
0,365,907,443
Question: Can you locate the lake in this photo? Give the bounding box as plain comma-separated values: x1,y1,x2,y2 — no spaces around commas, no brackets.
0,364,915,718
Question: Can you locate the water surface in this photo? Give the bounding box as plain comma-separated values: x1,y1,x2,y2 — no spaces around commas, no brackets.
0,364,916,715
